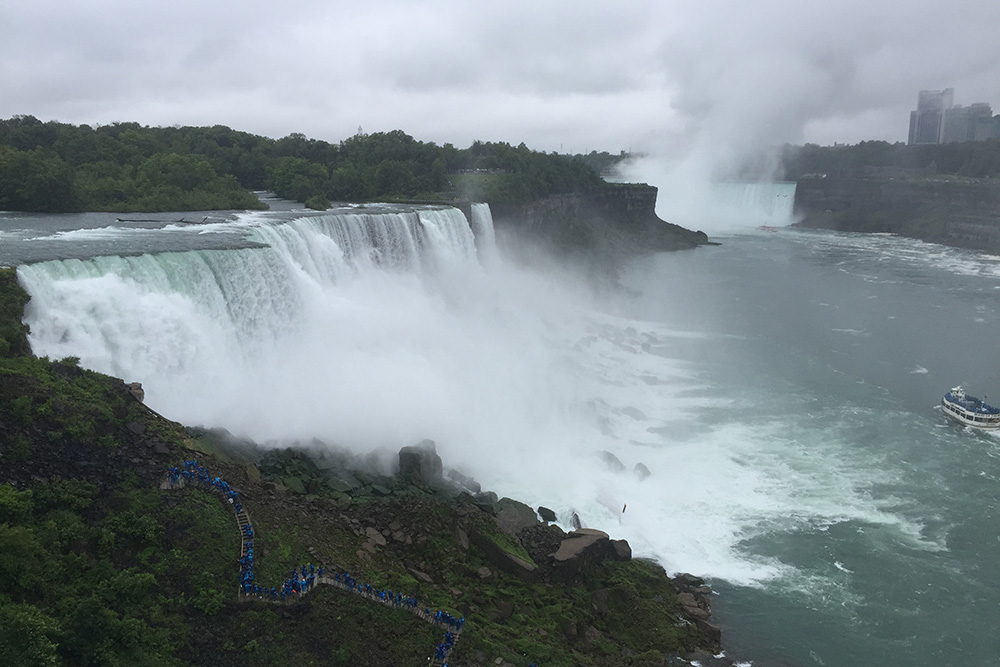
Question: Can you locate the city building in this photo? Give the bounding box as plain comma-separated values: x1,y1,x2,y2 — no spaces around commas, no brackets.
908,89,1000,145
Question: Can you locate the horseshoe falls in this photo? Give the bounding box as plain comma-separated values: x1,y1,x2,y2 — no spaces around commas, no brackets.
11,195,1000,666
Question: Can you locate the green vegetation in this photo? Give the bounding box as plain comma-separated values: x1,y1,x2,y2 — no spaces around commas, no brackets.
0,268,31,358
781,139,1000,179
0,116,611,213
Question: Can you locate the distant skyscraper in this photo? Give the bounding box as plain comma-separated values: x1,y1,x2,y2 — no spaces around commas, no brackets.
908,88,954,145
909,89,999,144
942,102,1000,143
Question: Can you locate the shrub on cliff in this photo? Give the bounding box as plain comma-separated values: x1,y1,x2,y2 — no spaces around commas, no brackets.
0,268,31,358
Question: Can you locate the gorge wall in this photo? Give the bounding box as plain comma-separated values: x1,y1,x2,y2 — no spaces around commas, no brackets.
472,184,709,263
794,176,1000,253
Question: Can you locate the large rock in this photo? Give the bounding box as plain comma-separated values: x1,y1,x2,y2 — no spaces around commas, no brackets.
537,506,557,523
611,538,632,561
495,497,540,536
550,528,631,579
552,528,612,563
473,490,499,515
397,439,443,486
469,528,537,580
127,382,144,402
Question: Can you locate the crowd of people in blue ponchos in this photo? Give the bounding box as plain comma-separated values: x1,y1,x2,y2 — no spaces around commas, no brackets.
164,459,490,664
329,571,463,663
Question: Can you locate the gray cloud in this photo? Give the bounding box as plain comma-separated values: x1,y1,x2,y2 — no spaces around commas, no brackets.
3,0,1000,163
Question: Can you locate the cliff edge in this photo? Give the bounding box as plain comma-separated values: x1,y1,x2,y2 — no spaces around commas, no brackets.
794,176,1000,253
484,184,709,261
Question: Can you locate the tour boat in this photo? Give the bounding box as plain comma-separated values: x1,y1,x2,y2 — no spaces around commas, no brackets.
941,386,1000,429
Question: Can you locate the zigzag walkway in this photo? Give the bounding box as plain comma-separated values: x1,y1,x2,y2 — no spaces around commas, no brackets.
163,460,462,666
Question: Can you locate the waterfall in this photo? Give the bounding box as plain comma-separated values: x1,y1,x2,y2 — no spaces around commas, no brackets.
468,203,498,264
17,206,496,434
13,198,819,586
645,176,798,235
712,182,797,223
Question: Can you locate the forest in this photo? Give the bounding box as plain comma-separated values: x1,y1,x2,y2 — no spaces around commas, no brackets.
0,116,614,213
779,139,1000,180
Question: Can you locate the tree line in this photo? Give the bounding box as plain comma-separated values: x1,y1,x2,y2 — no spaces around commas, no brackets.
0,116,610,213
780,139,1000,180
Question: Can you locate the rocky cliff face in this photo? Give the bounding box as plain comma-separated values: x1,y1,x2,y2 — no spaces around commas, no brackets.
483,185,709,262
794,177,1000,252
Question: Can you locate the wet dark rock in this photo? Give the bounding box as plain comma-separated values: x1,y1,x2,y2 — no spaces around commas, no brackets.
537,506,557,522
611,539,632,561
397,439,443,486
672,572,721,652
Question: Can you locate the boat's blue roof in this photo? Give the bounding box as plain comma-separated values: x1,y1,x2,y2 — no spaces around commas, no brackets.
944,390,1000,414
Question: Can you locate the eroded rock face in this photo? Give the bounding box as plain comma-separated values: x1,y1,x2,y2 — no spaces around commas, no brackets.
672,573,721,650
397,439,443,486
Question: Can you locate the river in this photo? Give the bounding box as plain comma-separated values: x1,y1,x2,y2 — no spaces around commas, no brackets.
7,193,1000,665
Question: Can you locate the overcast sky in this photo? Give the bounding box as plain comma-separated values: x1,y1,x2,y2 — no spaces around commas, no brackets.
3,0,1000,165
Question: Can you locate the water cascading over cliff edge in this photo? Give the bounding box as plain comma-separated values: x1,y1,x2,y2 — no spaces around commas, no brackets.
16,202,777,584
